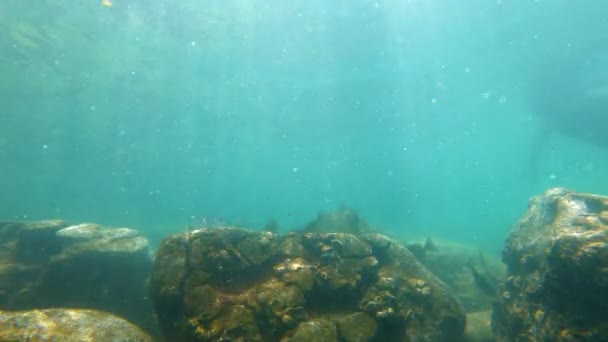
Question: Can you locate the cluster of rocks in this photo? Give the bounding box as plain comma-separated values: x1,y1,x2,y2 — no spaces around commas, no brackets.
0,220,158,340
2,188,608,341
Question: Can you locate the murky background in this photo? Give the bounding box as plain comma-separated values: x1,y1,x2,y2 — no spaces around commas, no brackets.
1,0,607,253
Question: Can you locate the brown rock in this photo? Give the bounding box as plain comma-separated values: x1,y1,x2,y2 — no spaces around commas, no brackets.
150,227,466,341
0,308,152,341
494,188,608,341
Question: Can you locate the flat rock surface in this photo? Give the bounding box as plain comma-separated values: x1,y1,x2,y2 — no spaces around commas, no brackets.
0,308,152,341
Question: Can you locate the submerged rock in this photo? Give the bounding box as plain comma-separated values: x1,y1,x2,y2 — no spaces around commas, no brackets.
336,312,377,342
0,308,152,341
0,220,158,337
405,238,505,313
463,310,493,342
286,319,338,342
493,188,608,341
303,208,373,234
151,227,466,341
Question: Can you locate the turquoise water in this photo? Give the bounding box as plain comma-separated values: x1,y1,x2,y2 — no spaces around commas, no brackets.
1,0,607,253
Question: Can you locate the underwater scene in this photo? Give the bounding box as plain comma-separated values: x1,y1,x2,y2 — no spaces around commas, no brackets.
1,0,608,341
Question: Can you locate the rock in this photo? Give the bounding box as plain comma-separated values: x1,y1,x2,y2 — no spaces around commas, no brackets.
0,220,158,337
56,223,140,243
360,235,466,341
284,319,337,342
463,310,493,342
56,222,104,241
187,304,263,341
493,188,608,340
303,208,373,234
148,233,189,339
0,308,152,341
0,220,65,264
336,312,377,342
150,227,466,341
405,239,505,313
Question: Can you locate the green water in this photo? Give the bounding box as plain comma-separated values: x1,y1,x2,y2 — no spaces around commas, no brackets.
1,0,607,253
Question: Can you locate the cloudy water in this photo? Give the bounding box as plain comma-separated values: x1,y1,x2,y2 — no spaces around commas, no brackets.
1,0,608,253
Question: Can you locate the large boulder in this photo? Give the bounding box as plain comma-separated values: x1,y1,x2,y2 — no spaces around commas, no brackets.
0,220,157,336
150,227,466,341
0,308,152,341
493,188,608,340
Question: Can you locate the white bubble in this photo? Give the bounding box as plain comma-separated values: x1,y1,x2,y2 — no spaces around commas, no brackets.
43,144,48,149
548,174,557,180
191,41,196,46
498,96,507,104
292,167,299,173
